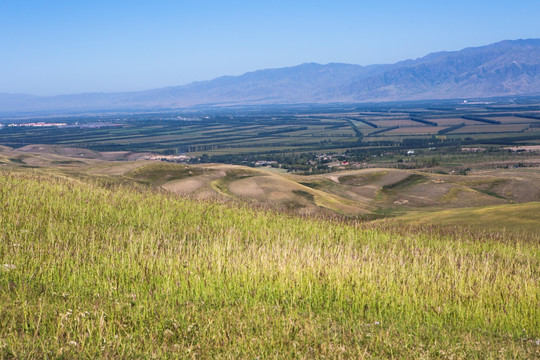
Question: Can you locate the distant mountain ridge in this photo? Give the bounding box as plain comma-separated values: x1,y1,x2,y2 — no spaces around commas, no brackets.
2,39,540,113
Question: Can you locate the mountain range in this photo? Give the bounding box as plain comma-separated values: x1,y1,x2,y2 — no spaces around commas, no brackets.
2,39,540,113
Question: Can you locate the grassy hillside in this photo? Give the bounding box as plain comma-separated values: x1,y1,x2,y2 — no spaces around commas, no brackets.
2,145,540,219
396,202,540,234
0,169,538,358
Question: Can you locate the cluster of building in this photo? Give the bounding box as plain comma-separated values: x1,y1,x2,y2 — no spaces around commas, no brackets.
254,160,277,166
6,122,67,127
142,154,193,163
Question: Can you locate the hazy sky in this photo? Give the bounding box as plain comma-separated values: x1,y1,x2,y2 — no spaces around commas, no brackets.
1,0,539,95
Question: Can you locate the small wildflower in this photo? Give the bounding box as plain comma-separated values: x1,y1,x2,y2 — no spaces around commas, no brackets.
535,338,540,346
67,340,78,347
374,321,380,325
2,264,16,271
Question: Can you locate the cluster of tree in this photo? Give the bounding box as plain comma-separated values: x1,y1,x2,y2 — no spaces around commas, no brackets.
348,117,377,128
257,126,308,136
438,123,465,135
345,120,364,140
191,152,333,174
368,126,399,136
409,116,438,127
515,113,540,121
461,115,501,125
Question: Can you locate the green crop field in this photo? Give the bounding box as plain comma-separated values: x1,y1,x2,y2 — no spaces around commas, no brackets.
0,168,538,358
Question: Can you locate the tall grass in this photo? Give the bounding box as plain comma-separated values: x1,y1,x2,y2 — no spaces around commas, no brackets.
0,169,538,358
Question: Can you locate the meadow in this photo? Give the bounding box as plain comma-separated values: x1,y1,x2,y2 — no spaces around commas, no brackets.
0,168,538,358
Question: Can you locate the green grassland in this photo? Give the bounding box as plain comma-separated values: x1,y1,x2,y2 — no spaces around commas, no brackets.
0,168,539,358
395,202,540,234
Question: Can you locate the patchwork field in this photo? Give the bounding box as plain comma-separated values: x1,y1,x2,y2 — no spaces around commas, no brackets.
2,102,540,158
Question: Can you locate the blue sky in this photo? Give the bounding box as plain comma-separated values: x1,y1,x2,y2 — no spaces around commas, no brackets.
1,0,539,95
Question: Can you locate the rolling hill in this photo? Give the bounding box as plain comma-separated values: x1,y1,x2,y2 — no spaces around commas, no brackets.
2,145,539,229
0,156,538,358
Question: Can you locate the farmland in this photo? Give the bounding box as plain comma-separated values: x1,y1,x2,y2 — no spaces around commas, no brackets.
1,99,540,167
